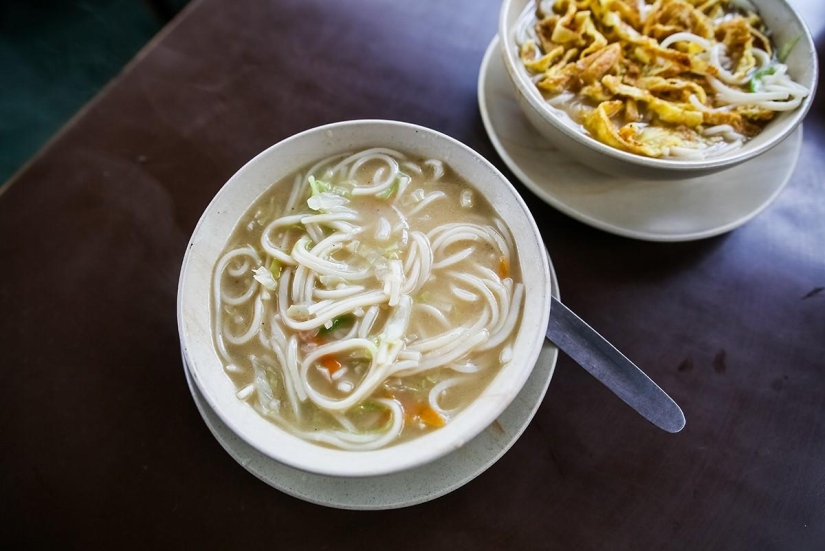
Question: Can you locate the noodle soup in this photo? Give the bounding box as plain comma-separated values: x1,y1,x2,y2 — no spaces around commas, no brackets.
212,149,524,450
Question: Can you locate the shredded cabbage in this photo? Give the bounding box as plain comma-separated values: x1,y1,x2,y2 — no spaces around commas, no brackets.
252,266,278,290
380,295,412,344
308,175,331,196
308,191,349,212
377,172,409,199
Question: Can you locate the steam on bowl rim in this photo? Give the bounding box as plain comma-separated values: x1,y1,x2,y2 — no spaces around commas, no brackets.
177,119,552,478
497,0,818,174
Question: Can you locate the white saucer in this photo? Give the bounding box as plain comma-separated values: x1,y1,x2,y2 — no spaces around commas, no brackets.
478,36,803,242
182,262,560,510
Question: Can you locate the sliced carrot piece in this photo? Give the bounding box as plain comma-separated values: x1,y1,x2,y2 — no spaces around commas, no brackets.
419,406,446,428
321,356,342,374
498,256,509,279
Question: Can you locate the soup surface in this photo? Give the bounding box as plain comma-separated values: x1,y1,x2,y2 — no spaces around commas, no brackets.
515,0,809,159
212,149,524,450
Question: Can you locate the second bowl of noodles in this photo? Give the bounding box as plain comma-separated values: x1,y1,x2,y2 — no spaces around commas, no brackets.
178,120,552,477
499,0,817,178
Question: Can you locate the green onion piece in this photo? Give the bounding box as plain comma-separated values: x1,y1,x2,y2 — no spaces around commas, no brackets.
777,35,801,63
318,314,354,335
749,66,777,92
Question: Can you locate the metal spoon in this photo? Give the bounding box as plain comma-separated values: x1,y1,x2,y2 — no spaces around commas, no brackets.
546,297,686,433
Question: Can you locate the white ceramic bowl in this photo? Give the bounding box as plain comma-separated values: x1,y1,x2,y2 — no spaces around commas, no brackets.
177,120,552,477
499,0,818,179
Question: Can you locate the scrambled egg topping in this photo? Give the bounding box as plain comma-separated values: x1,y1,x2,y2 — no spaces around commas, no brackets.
519,0,777,157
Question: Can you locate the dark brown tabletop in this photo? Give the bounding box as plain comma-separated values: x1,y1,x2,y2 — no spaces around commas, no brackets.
2,0,824,548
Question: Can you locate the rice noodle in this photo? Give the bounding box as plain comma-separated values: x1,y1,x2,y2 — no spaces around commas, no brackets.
407,191,446,217
424,159,444,180
300,398,403,450
429,376,473,416
660,32,712,51
222,297,264,345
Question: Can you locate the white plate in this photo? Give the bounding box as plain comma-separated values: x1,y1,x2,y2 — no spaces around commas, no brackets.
182,260,560,510
478,36,803,242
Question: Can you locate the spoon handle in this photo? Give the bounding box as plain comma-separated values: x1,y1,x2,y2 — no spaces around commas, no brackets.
545,297,686,433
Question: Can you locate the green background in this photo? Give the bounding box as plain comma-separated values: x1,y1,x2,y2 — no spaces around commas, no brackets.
0,0,187,185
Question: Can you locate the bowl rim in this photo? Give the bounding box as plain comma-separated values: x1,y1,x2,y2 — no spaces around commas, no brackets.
498,0,819,172
177,119,552,477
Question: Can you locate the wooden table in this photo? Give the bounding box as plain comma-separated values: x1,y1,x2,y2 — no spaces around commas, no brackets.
2,1,823,548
